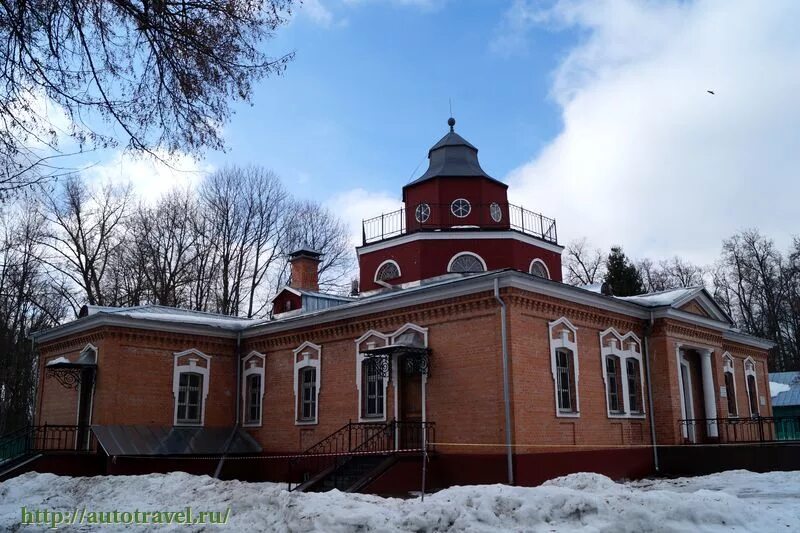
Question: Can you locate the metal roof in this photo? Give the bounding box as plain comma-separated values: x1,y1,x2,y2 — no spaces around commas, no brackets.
404,119,506,190
771,372,800,407
92,425,262,456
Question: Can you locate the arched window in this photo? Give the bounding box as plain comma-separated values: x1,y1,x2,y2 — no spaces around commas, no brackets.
606,355,623,413
723,353,738,417
448,252,486,273
375,260,401,283
549,317,579,416
599,329,645,417
529,259,550,279
744,357,759,416
172,349,211,426
293,341,321,425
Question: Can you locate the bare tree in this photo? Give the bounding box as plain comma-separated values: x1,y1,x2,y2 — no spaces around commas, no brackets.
0,1,296,197
563,238,605,286
133,189,199,306
37,176,131,307
639,257,705,292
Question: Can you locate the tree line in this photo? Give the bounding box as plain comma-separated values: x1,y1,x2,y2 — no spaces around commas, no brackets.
564,232,800,372
0,166,352,433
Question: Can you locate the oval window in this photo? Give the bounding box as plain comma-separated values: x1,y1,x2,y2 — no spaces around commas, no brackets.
490,202,502,222
415,203,431,223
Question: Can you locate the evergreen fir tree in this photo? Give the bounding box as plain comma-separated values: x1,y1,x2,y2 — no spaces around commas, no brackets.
604,246,646,296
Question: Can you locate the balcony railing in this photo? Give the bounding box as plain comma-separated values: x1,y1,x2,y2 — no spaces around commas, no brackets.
678,416,800,444
361,203,558,245
1,424,97,465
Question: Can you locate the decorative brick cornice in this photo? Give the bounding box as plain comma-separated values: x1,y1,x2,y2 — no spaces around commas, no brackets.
508,291,641,333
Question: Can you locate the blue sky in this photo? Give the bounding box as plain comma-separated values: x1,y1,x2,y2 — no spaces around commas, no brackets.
217,0,575,202
91,1,800,266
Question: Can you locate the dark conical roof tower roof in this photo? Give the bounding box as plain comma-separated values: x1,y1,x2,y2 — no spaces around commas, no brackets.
403,117,506,191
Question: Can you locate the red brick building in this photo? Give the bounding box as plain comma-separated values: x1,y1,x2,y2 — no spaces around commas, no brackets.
25,119,775,491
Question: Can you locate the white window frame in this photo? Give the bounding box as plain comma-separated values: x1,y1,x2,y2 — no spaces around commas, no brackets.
355,330,389,422
529,258,551,279
447,251,487,273
744,356,759,416
722,352,738,418
450,198,471,218
242,350,266,427
374,259,402,287
293,341,321,425
172,348,211,427
599,328,645,419
549,317,580,417
415,203,431,223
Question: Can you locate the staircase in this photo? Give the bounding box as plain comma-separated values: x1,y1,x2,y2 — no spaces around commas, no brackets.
0,424,94,480
290,420,434,493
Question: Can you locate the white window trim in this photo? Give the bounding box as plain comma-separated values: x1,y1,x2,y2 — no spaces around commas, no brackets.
172,348,211,427
447,251,487,273
355,330,389,422
75,344,98,449
450,198,471,218
549,317,580,418
529,258,551,279
743,356,759,416
415,203,431,223
599,328,646,419
293,341,321,425
722,352,739,418
374,259,402,287
241,350,266,427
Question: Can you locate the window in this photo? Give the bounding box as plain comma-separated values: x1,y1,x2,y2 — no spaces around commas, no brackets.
299,367,317,421
415,203,431,223
744,357,759,416
245,374,262,424
529,259,550,279
723,353,737,417
284,300,293,312
375,260,401,283
362,359,384,418
172,349,211,426
606,356,623,413
549,317,580,417
489,202,502,222
450,198,471,218
355,331,389,421
177,372,203,424
555,349,576,413
626,358,642,413
242,350,265,426
599,329,645,418
448,252,486,273
293,341,321,425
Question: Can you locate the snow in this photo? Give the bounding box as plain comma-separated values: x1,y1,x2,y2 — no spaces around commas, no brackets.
45,356,70,366
616,287,700,307
770,381,791,397
2,470,799,531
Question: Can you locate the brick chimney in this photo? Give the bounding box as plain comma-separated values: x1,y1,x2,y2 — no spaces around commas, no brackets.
289,247,322,292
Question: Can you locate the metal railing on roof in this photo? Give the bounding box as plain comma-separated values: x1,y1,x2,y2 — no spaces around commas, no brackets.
361,203,558,245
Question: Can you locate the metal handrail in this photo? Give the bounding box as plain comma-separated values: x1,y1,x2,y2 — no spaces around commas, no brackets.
0,424,97,464
678,416,800,444
362,203,558,245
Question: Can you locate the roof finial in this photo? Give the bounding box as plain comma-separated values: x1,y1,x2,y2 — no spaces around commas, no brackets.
448,116,456,132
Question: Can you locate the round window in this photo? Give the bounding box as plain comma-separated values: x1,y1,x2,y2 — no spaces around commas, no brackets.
415,203,431,223
450,198,471,218
490,202,502,222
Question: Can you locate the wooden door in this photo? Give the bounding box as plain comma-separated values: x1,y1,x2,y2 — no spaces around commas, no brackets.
76,368,94,450
399,356,423,449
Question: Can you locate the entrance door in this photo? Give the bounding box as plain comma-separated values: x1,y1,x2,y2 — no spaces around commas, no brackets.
75,368,95,450
398,355,423,450
680,361,695,443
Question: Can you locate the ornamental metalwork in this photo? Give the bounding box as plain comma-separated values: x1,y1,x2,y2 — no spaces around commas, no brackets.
363,354,392,379
47,366,95,390
400,351,430,376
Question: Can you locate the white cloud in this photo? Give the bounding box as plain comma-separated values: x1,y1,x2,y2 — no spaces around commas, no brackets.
326,187,402,249
504,0,800,265
86,150,213,203
301,0,337,27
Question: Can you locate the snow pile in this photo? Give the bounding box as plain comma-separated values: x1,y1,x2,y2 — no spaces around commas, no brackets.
45,356,70,366
1,470,799,531
770,381,791,397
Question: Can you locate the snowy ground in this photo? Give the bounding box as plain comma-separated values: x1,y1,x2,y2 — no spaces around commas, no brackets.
1,470,799,531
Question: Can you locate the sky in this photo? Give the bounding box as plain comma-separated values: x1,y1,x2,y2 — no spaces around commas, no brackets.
88,0,800,267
